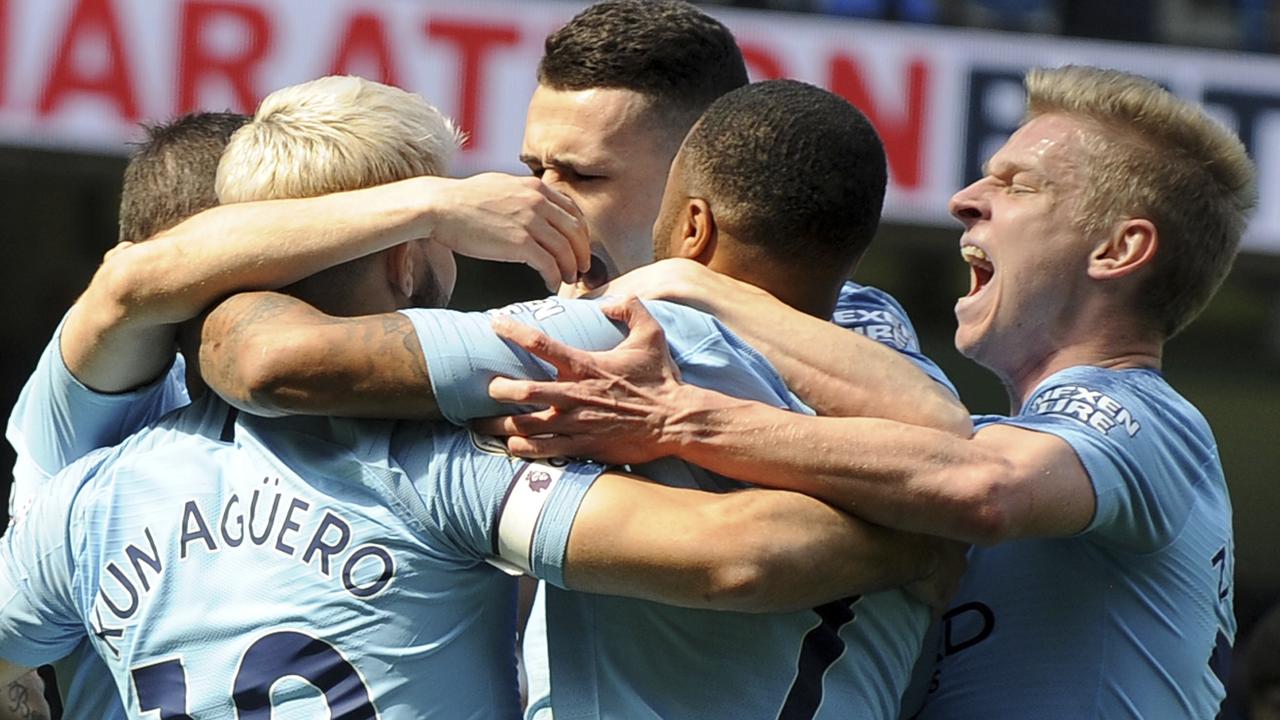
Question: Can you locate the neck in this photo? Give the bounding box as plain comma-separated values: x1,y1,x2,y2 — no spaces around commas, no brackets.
999,329,1164,412
708,250,847,319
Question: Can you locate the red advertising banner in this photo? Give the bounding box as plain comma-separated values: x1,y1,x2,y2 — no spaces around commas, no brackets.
3,0,1277,252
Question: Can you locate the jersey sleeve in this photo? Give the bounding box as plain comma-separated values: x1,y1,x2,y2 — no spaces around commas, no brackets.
395,425,606,588
6,315,189,522
978,376,1201,552
831,282,957,396
398,298,627,424
0,458,94,667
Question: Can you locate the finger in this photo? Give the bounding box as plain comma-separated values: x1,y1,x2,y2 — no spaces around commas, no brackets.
516,235,564,292
487,376,588,410
537,186,591,274
489,320,593,380
537,182,585,225
471,414,524,437
601,296,676,363
527,216,580,285
505,434,582,459
600,296,663,345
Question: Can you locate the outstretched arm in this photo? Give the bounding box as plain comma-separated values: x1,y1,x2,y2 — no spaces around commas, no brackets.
63,173,587,392
597,259,970,435
478,299,1095,545
563,470,964,613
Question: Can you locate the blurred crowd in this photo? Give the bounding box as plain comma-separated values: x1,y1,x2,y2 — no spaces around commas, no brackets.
700,0,1280,53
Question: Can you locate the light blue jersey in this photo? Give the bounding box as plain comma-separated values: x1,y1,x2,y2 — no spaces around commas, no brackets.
6,316,189,523
918,366,1235,719
0,394,607,718
833,282,956,395
5,315,189,719
403,295,935,720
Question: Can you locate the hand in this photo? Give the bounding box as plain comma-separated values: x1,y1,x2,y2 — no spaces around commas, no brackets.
423,173,590,290
587,258,727,310
472,297,686,465
904,540,969,614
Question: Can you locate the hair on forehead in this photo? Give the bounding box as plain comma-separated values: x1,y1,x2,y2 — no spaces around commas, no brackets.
216,75,462,204
1023,65,1257,337
680,79,887,269
538,0,747,130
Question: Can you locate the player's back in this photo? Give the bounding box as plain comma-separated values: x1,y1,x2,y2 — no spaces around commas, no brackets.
63,394,520,719
530,303,930,720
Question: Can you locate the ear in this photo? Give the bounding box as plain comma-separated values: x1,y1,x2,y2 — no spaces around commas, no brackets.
1088,218,1157,281
385,243,416,299
671,198,717,265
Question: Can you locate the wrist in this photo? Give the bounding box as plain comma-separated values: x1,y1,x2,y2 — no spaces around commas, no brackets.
405,175,451,244
659,383,738,462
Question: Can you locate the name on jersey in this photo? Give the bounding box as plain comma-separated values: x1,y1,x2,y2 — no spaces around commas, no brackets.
1029,385,1142,437
833,308,914,351
94,477,394,629
487,298,566,322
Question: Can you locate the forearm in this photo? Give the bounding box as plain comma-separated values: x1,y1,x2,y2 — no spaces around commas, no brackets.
103,179,442,325
701,285,970,434
665,385,1010,544
708,489,943,613
562,473,940,614
62,179,441,392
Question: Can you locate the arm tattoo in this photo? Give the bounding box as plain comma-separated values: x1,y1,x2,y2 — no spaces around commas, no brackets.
3,673,49,720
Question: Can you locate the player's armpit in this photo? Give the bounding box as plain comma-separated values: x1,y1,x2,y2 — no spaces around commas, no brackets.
561,472,947,614
0,671,49,720
198,291,441,419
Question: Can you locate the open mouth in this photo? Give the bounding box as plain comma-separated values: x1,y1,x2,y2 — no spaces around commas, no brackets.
961,245,994,297
580,254,611,290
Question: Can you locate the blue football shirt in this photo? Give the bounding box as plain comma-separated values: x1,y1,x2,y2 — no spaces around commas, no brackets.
5,315,190,719
0,394,607,718
402,294,936,720
917,366,1235,719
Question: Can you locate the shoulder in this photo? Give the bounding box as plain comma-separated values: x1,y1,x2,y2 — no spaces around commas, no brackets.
832,281,921,352
1019,367,1211,448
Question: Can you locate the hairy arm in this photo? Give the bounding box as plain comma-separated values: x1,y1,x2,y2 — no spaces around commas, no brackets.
598,259,971,435
479,299,1094,545
497,381,1092,545
563,471,962,612
661,394,1094,545
62,173,586,392
198,292,438,419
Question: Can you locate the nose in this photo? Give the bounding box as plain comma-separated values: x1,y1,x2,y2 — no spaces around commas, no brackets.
948,180,989,227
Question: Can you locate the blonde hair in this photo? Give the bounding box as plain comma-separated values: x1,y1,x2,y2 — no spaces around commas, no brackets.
1024,65,1257,337
216,75,462,203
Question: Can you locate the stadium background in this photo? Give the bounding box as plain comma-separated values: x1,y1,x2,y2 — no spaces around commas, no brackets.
0,0,1275,712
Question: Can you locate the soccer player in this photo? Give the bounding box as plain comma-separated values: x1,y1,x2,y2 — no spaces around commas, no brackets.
0,76,951,718
5,101,591,717
479,66,1256,718
3,111,247,720
191,79,967,719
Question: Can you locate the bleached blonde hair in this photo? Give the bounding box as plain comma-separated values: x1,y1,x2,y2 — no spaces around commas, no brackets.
1024,65,1257,337
216,75,463,203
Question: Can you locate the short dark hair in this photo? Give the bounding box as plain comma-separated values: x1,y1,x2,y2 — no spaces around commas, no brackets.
681,79,887,268
538,0,748,128
118,112,249,242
